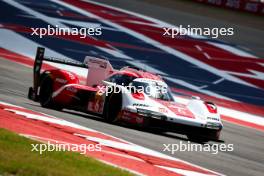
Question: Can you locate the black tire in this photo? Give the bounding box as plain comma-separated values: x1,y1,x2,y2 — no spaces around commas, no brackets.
138,116,150,128
187,130,220,143
39,74,62,110
103,93,122,123
187,135,209,143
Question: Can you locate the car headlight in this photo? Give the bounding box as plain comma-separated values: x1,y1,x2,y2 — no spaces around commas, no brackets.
137,108,166,120
206,122,222,130
137,108,151,116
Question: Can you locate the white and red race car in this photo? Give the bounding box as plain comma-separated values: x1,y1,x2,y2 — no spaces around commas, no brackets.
28,47,223,142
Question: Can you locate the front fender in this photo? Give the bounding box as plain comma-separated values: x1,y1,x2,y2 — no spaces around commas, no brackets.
187,99,222,123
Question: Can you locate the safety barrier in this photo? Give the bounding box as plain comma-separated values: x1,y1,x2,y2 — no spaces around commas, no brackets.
195,0,264,15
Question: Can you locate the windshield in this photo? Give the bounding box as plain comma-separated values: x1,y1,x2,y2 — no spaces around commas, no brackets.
131,80,174,101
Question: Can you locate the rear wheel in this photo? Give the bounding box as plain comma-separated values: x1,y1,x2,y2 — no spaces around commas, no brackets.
39,74,62,110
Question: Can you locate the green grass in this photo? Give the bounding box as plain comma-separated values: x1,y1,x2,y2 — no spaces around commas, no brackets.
0,128,134,176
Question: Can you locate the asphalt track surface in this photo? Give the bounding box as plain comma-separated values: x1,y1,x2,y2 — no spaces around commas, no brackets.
95,0,264,57
0,57,264,176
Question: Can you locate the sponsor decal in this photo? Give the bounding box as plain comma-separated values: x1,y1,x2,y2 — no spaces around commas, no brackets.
66,86,77,93
55,78,67,84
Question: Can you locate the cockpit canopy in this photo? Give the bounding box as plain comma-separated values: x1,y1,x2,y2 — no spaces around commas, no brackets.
130,78,174,101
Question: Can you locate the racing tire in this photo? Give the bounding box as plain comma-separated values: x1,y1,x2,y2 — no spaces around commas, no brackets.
39,74,62,110
186,135,209,143
187,130,220,143
104,93,122,123
138,116,150,128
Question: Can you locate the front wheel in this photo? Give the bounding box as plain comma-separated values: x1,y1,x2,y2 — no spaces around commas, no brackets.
187,135,209,143
103,93,122,123
187,130,221,143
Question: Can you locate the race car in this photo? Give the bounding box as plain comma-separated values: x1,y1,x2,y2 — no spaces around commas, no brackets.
28,47,223,142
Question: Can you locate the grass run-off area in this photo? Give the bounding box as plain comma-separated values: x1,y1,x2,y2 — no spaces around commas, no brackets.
0,128,134,176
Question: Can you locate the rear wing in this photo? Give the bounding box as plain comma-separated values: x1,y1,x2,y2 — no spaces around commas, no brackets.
28,47,114,101
29,47,89,101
